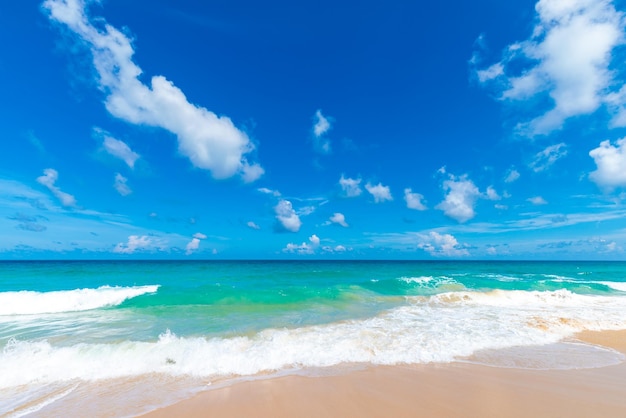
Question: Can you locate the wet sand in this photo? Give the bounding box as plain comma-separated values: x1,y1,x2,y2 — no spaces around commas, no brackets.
141,330,626,418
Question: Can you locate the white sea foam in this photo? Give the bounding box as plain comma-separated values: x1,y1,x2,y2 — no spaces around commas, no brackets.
2,289,626,389
537,276,626,292
0,285,159,315
594,281,626,292
399,276,460,289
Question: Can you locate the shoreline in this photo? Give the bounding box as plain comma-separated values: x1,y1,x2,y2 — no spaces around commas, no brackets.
140,329,626,418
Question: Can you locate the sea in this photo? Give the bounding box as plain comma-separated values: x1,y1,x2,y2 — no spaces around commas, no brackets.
2,260,626,417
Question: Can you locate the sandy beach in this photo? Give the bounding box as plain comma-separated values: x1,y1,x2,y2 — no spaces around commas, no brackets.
141,329,626,418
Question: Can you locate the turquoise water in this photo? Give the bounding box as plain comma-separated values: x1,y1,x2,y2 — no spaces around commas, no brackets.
2,260,626,416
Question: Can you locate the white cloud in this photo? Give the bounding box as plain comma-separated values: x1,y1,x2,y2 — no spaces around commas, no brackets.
529,143,568,172
185,233,206,255
328,212,349,227
247,221,261,230
185,238,201,255
313,110,331,137
527,196,548,205
113,235,153,254
275,199,301,232
504,168,520,183
436,175,480,223
485,186,501,201
36,168,77,207
312,110,332,153
365,182,393,203
476,0,626,135
44,0,263,182
297,206,317,216
309,234,320,246
589,138,626,190
418,231,469,257
404,188,427,210
339,175,362,197
113,173,132,196
476,62,504,83
102,134,140,169
283,234,320,254
257,187,281,197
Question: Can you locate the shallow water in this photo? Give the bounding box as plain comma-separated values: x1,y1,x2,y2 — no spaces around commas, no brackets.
2,260,626,416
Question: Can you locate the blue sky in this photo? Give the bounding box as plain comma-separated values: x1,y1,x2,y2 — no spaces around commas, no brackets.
3,0,626,259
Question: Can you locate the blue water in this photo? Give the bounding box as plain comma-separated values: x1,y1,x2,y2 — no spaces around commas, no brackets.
2,260,626,416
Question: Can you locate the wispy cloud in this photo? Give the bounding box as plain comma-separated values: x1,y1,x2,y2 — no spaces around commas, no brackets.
247,221,261,230
98,130,140,169
312,109,332,153
504,167,520,183
44,0,263,182
36,168,77,208
113,173,132,196
529,143,567,172
527,196,548,205
257,187,281,197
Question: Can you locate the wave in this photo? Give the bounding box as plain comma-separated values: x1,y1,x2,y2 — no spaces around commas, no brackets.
538,276,626,292
2,289,626,388
591,281,626,292
0,285,159,315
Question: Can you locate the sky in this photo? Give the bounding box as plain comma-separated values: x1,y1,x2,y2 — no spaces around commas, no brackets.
3,0,626,259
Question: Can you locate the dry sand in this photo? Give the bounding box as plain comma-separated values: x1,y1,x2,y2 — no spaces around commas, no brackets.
141,330,626,418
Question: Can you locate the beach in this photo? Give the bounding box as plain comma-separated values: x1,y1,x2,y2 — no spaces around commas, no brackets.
3,260,626,417
142,329,626,418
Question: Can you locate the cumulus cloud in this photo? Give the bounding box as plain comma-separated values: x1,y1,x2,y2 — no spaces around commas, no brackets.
404,188,427,210
113,235,153,254
247,221,261,230
475,0,626,135
185,232,207,255
365,182,393,203
44,0,263,182
485,186,501,201
589,138,626,190
185,238,201,255
339,175,362,197
36,168,77,207
529,143,568,172
436,175,480,223
275,199,301,232
418,232,469,257
528,196,548,205
100,133,140,168
328,212,349,227
504,168,521,183
113,173,132,196
283,234,320,254
312,110,331,153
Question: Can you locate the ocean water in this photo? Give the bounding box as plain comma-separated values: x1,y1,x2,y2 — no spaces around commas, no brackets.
2,260,626,417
